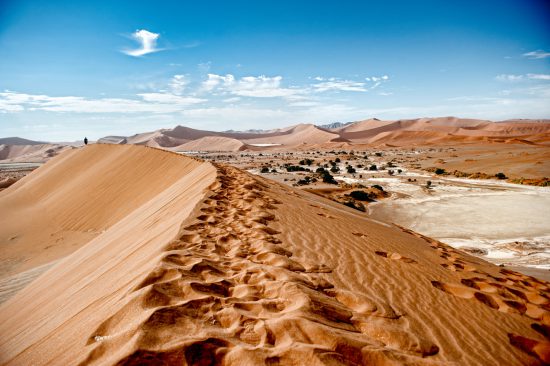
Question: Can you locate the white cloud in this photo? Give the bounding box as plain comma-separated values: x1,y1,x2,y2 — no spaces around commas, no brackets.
495,74,524,82
0,91,205,114
527,73,550,81
288,101,321,107
222,97,241,103
312,79,367,92
523,50,550,59
137,93,205,105
169,74,188,95
496,73,550,82
201,74,301,98
311,75,389,92
122,29,162,57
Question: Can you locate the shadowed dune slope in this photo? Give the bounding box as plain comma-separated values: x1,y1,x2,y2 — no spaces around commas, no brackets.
0,144,210,281
1,145,549,365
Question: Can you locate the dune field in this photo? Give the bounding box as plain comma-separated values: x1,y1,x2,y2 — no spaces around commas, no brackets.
0,144,549,365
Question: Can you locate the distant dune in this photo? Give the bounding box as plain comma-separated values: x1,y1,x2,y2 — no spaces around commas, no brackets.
2,118,549,162
0,145,549,365
95,117,550,151
0,144,72,162
0,137,45,145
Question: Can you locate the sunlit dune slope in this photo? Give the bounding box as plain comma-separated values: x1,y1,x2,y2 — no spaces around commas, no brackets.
0,144,209,281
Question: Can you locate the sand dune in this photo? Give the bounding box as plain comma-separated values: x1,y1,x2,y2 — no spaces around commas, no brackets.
0,145,209,284
0,143,72,162
172,136,248,152
0,137,45,145
0,145,549,365
243,123,342,146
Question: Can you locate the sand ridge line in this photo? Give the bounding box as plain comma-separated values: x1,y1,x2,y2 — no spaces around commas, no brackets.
81,164,442,366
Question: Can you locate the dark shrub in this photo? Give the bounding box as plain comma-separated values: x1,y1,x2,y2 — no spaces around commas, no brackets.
286,165,309,172
349,190,375,201
321,171,338,184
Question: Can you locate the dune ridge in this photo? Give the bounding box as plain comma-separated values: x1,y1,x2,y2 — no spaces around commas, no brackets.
1,145,549,365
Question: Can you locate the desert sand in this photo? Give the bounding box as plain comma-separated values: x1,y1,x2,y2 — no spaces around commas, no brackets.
1,144,549,365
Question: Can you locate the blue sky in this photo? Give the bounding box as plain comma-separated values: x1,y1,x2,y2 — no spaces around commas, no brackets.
1,0,549,141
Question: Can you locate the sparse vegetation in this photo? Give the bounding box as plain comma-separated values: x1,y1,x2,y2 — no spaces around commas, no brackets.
349,190,375,202
320,171,338,184
286,165,310,172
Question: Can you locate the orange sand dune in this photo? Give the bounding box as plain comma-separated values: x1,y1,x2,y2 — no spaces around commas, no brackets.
0,145,549,365
88,117,550,151
0,145,208,282
244,123,341,146
172,136,248,152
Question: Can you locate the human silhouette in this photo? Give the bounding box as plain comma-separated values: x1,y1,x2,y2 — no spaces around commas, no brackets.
84,137,88,145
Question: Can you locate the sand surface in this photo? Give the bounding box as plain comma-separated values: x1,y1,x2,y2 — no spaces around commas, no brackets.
1,145,549,365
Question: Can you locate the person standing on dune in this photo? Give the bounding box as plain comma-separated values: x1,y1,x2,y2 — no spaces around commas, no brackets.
84,137,88,145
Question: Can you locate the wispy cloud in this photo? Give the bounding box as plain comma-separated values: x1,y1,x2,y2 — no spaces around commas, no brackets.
527,73,550,81
496,73,550,82
122,29,162,57
201,74,301,97
495,74,524,82
312,78,367,92
0,91,205,113
522,50,550,59
168,74,188,95
311,76,389,92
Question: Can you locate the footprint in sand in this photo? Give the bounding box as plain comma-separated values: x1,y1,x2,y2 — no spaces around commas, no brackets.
375,250,417,264
508,333,550,364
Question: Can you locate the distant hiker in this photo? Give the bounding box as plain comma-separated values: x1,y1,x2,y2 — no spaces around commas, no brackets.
84,137,88,145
